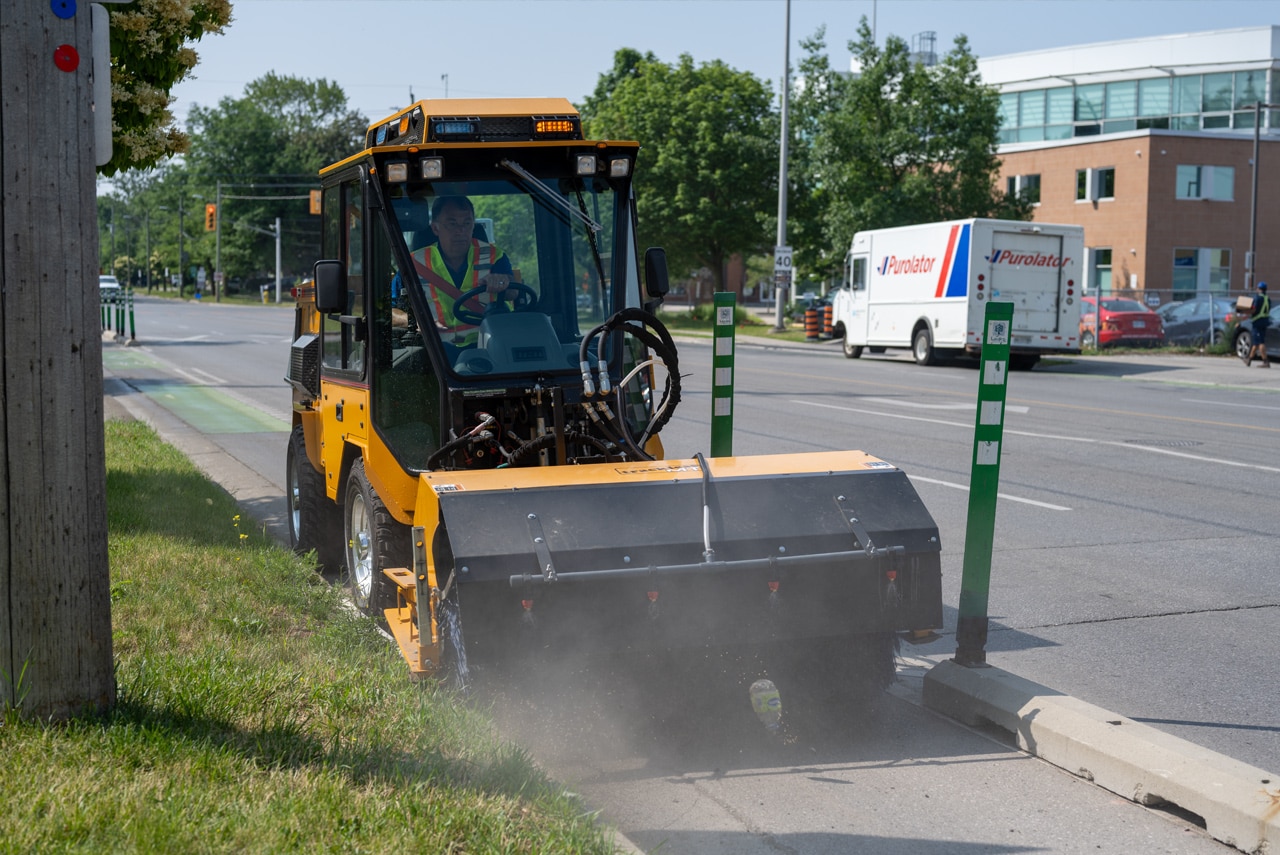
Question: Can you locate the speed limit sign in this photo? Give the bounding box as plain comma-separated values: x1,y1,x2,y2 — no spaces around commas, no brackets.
774,245,792,274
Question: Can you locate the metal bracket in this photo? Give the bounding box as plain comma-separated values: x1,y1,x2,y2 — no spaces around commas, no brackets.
526,513,558,583
834,494,877,555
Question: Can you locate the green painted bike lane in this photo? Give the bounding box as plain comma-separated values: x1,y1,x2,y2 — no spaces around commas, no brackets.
104,348,290,435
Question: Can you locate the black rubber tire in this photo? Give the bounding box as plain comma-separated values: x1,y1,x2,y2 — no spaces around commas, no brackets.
343,458,408,617
912,328,936,366
1234,329,1253,360
286,425,342,570
1081,330,1096,350
842,329,863,359
1010,354,1040,371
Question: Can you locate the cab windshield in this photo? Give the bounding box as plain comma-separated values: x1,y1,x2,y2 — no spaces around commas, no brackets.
381,171,635,376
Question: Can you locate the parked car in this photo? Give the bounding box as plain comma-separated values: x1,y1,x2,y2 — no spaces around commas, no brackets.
1156,297,1238,346
1232,315,1279,363
98,274,121,292
1080,296,1165,348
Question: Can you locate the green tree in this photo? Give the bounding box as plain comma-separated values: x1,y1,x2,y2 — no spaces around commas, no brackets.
183,74,368,287
581,51,777,292
101,0,232,175
795,19,1030,277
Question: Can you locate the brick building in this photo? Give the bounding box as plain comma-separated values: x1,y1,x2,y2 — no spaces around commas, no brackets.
978,26,1280,302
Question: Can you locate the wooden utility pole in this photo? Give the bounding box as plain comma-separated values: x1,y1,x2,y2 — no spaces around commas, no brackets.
1,1,115,717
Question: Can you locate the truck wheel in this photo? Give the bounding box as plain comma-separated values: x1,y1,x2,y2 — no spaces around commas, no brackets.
344,459,407,617
912,328,936,366
842,331,863,359
286,425,342,570
1081,330,1096,350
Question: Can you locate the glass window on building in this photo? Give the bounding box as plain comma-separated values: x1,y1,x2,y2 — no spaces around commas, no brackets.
1105,81,1137,118
1176,165,1234,201
1172,248,1198,300
1138,78,1170,117
1077,168,1114,201
1173,76,1201,115
1208,249,1231,293
1234,70,1265,109
999,92,1018,127
1176,165,1201,198
1090,248,1112,293
1019,90,1046,126
1045,87,1073,138
1202,73,1234,112
1075,84,1104,122
1008,174,1041,204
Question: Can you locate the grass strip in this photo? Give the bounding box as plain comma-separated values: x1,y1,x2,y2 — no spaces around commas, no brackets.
0,420,618,855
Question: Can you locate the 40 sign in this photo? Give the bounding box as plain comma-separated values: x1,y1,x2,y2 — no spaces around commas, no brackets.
774,246,793,274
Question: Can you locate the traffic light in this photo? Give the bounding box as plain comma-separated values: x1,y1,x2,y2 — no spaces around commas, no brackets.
204,203,217,232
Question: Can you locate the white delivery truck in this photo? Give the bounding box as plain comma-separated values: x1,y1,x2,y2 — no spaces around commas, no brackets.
830,218,1085,370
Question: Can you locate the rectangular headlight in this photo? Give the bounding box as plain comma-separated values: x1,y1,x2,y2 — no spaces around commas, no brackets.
576,155,598,176
420,157,443,180
386,161,408,182
609,158,630,178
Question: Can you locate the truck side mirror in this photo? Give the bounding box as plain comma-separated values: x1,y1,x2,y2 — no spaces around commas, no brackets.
644,247,669,301
313,259,345,314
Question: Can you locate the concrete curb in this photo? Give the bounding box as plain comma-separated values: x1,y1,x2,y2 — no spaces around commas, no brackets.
924,659,1279,854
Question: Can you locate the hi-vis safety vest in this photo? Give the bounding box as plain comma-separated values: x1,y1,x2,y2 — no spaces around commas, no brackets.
1256,293,1271,320
410,239,501,345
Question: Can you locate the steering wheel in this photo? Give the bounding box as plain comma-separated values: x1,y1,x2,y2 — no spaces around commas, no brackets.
452,281,539,327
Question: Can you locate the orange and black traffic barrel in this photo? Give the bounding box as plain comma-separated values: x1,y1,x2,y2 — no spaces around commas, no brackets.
805,308,819,341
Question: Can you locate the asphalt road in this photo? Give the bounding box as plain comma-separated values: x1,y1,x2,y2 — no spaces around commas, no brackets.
101,296,1279,854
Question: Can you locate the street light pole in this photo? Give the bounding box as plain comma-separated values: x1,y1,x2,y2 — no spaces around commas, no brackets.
1245,101,1275,291
177,198,185,297
772,0,791,332
144,210,152,292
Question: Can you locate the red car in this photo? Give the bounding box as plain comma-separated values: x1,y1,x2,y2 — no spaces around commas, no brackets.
1080,296,1165,348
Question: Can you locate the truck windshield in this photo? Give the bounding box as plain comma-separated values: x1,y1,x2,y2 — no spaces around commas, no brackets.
383,173,633,376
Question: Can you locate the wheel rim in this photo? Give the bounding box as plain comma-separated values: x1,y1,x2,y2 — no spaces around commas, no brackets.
914,334,928,361
348,492,373,603
287,454,302,540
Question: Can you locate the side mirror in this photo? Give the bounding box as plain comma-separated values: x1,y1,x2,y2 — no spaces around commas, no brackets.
313,259,345,314
644,247,669,301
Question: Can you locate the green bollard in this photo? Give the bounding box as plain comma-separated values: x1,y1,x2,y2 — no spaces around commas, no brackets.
954,300,1014,667
710,292,736,457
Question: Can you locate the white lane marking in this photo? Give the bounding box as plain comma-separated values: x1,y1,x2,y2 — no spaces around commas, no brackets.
794,399,1280,476
1183,398,1280,412
186,367,226,385
861,396,1030,413
909,475,1072,511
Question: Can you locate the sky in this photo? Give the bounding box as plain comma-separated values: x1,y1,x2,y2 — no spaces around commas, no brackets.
167,0,1278,127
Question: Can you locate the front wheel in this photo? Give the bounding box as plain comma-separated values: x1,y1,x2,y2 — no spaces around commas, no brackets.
912,328,936,366
1081,330,1096,350
842,329,863,359
344,459,408,616
286,425,342,570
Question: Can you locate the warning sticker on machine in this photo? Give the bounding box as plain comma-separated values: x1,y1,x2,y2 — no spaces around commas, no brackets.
614,463,703,476
431,484,464,493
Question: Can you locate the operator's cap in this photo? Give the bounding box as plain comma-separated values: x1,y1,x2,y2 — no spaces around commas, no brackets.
1260,282,1268,291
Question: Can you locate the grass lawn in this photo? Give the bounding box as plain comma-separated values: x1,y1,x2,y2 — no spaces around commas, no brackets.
0,420,620,854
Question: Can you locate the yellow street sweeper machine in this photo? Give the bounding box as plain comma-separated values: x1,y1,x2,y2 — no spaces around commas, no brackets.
286,98,942,689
